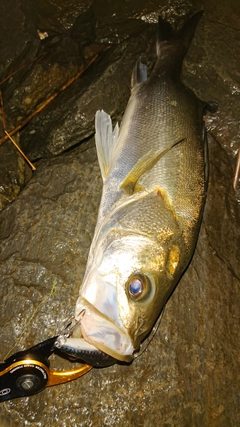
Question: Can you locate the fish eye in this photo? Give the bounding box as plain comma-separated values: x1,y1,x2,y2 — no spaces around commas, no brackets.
128,274,150,301
129,278,143,298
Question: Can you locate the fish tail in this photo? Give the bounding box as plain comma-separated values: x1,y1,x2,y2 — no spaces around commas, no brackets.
155,11,204,78
156,18,175,56
178,10,204,55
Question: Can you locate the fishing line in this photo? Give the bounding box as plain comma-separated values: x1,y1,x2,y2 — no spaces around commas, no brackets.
133,305,166,359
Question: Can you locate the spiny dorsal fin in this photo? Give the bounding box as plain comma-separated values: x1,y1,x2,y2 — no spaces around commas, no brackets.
131,59,148,89
95,110,119,181
120,137,185,195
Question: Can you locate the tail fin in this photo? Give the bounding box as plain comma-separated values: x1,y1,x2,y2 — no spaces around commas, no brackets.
155,11,203,78
178,11,204,56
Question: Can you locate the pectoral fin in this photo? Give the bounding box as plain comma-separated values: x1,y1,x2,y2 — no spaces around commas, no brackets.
95,110,119,180
120,137,185,195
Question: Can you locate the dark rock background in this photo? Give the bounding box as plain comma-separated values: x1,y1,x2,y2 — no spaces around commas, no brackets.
0,0,239,426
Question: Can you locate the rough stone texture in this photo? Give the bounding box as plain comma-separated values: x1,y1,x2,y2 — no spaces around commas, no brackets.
0,0,239,426
0,136,239,427
182,0,240,165
0,1,156,206
0,135,27,211
19,22,156,159
0,0,39,77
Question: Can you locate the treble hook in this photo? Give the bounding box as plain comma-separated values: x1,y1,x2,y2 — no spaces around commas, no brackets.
61,309,86,338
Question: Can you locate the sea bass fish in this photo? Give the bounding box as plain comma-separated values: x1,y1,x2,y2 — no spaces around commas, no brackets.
55,11,216,366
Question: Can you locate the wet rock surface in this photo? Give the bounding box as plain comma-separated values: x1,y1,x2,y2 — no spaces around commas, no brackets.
0,0,239,426
19,22,156,159
0,136,27,211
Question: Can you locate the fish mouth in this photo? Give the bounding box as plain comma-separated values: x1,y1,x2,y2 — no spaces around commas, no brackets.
54,298,134,366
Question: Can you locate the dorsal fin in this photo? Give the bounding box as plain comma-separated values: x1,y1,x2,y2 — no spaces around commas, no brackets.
95,110,119,181
131,59,148,89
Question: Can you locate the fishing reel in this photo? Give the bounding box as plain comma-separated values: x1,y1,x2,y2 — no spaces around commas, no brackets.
0,336,92,402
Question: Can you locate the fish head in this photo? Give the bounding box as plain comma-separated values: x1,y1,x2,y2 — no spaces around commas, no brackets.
67,226,184,364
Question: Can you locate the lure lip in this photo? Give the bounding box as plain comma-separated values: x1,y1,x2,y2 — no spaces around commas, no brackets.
54,335,118,367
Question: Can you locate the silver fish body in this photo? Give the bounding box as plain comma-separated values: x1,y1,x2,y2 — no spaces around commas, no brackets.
55,12,217,365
